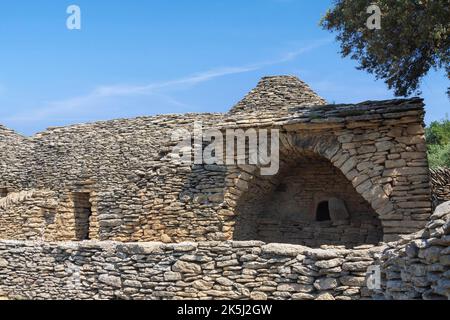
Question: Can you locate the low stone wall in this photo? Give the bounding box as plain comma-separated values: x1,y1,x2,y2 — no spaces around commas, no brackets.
0,240,382,300
1,203,449,301
1,203,448,300
374,201,450,299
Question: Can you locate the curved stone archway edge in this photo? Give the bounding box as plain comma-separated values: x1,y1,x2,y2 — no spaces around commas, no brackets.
0,93,432,243
221,99,432,242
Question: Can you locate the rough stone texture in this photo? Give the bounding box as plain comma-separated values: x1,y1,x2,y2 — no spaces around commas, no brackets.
233,156,382,247
0,77,432,246
373,201,450,300
0,202,447,300
0,76,447,300
229,76,327,114
430,168,450,209
0,240,383,300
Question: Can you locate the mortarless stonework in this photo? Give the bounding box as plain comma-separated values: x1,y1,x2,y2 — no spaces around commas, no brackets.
0,240,383,300
0,76,432,245
373,201,450,300
0,201,448,300
0,76,446,300
430,168,450,208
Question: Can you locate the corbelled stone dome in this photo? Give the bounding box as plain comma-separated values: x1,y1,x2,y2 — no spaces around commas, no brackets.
229,75,326,114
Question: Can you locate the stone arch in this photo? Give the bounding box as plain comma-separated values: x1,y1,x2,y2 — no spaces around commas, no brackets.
221,131,389,247
288,133,393,218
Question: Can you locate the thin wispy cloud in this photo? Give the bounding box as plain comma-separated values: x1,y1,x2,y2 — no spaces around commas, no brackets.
5,38,333,124
58,38,332,104
92,66,260,98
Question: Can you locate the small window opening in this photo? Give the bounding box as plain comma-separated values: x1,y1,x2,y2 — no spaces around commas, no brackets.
43,210,56,225
0,188,8,198
73,192,92,240
316,201,331,221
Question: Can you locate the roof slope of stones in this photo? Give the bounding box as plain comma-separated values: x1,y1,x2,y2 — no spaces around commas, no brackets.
229,76,327,114
218,97,424,131
0,76,425,183
0,76,424,138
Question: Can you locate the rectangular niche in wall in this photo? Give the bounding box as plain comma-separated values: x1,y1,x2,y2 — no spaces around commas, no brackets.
72,192,92,240
0,188,7,198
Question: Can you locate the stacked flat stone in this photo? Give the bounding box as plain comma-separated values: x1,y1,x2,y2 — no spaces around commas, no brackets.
229,76,327,114
373,201,450,300
0,76,447,301
0,240,383,300
430,168,450,208
0,76,432,245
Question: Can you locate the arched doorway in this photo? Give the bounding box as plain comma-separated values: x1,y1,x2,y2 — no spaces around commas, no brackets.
232,150,383,248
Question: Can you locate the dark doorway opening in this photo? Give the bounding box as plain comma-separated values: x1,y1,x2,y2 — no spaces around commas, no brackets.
73,192,92,240
316,201,331,221
0,188,7,198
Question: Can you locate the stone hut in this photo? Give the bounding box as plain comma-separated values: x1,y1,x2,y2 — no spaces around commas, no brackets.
0,76,432,247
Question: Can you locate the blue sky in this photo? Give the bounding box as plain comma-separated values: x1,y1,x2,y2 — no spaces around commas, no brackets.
0,0,448,135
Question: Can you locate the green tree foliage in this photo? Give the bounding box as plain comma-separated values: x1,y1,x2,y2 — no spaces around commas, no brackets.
321,0,450,98
426,116,450,168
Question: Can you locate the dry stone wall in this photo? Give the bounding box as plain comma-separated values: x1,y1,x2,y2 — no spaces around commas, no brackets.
0,125,32,191
0,201,448,300
0,240,383,300
0,76,447,300
0,77,432,246
373,201,450,300
226,99,432,244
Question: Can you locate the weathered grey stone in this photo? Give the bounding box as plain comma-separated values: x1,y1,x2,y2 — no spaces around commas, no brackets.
315,258,344,269
307,249,345,260
164,271,182,281
261,243,307,257
328,198,349,220
192,280,213,290
123,280,142,288
277,283,313,293
340,276,366,287
439,255,450,266
342,261,373,272
420,246,443,264
314,277,338,290
292,292,315,300
0,258,8,268
172,260,202,274
216,277,234,286
292,264,319,276
98,274,122,288
315,292,335,300
0,88,443,301
432,201,450,220
250,291,267,300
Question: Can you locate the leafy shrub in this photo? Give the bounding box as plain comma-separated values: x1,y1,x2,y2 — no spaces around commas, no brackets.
426,116,450,168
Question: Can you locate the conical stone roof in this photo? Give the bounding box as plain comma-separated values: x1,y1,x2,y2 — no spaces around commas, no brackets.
229,75,326,114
